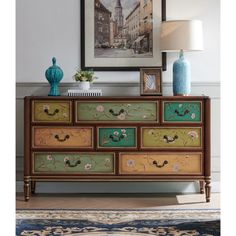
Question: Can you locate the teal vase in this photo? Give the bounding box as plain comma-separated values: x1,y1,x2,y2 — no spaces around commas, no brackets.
173,50,191,96
45,57,64,96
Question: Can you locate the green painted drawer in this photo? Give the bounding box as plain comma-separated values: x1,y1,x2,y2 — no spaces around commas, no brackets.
163,101,202,123
141,127,202,148
32,101,72,123
98,127,137,148
33,152,115,174
76,101,158,123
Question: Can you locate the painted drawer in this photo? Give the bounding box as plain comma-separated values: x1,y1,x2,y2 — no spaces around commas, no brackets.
163,101,202,123
119,153,202,175
76,101,158,123
33,152,115,174
98,127,137,148
32,101,72,123
141,127,202,148
33,127,93,148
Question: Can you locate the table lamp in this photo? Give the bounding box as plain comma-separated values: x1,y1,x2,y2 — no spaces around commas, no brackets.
160,20,203,96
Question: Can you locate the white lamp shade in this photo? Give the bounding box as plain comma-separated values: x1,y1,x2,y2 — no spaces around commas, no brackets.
160,20,204,52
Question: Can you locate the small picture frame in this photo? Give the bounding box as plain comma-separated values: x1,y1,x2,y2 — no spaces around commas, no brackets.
140,68,162,95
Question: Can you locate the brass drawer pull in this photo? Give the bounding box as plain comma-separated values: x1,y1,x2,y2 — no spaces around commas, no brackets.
54,134,70,142
153,160,168,168
163,135,178,143
44,108,59,116
109,108,125,117
174,109,190,117
65,160,81,167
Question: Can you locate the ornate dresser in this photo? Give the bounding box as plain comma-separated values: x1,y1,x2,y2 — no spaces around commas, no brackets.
24,96,211,201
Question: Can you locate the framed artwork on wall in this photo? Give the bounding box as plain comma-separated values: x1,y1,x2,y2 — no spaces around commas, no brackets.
81,0,166,71
140,67,162,95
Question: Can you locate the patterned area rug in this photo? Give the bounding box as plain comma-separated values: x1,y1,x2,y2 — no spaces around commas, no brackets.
16,209,220,236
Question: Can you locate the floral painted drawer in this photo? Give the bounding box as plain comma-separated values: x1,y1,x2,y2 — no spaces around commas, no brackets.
163,101,202,123
141,127,202,149
33,152,115,174
33,127,93,148
98,127,137,148
76,101,158,123
32,101,72,123
119,153,202,175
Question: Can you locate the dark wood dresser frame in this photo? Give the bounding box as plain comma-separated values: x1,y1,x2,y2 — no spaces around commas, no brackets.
24,96,211,202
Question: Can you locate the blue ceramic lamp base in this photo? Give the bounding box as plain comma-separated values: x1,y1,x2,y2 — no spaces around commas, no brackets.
173,50,191,96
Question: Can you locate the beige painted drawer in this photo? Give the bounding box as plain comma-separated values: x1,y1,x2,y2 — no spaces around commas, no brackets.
119,152,203,175
32,127,93,148
32,101,72,123
141,127,202,149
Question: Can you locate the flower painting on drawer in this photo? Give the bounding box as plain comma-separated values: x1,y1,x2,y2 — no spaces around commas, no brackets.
33,127,93,148
163,101,202,123
142,127,202,148
32,101,71,123
76,102,158,122
33,153,115,174
98,127,137,148
119,153,202,175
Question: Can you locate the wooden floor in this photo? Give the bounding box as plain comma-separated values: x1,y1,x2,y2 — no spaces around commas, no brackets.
16,193,220,209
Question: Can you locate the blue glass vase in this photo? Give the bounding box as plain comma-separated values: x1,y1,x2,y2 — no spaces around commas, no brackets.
173,50,191,96
45,57,64,96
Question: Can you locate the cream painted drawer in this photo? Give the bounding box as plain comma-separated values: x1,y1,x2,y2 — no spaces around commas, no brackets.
32,152,115,174
141,127,202,149
32,127,93,148
32,100,72,123
119,152,203,175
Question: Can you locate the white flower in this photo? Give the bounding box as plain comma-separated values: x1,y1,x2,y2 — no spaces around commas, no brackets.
121,129,126,134
191,113,196,119
114,131,119,136
188,131,199,139
122,133,127,137
43,104,50,110
84,163,92,170
179,104,183,108
143,115,147,119
96,105,105,112
105,158,111,163
117,113,126,120
172,164,180,172
126,104,132,107
64,156,70,162
148,129,154,135
127,159,135,167
47,155,53,161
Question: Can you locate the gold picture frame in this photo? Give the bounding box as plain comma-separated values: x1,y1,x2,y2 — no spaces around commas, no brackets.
140,68,162,95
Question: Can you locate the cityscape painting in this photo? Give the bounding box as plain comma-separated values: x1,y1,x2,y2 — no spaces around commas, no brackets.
81,0,166,71
94,0,153,58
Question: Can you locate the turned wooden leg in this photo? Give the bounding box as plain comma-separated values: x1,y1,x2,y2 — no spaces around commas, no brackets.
31,181,36,194
199,181,205,194
205,177,211,202
24,177,30,201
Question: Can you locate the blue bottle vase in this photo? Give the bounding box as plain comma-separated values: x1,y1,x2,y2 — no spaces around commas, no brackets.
173,50,191,96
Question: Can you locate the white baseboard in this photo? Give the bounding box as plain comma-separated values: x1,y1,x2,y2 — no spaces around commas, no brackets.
16,181,220,193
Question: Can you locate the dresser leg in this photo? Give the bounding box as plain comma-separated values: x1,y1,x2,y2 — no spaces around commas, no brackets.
205,178,211,202
199,181,205,194
24,177,30,201
31,181,36,194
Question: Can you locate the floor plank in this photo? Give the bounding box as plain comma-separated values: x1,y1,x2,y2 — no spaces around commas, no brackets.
16,193,220,210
